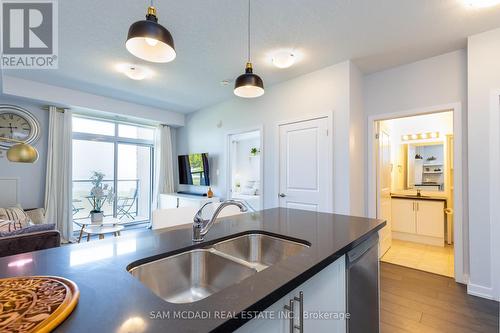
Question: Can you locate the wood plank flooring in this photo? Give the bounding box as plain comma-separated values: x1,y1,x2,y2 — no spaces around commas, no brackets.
381,262,499,333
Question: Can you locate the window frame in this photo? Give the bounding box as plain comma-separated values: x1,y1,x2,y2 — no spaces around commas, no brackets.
72,115,155,224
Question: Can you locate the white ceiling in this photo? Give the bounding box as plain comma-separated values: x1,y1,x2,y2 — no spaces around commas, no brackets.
5,0,500,113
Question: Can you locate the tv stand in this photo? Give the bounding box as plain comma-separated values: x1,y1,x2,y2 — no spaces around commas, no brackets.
159,193,220,209
177,191,207,197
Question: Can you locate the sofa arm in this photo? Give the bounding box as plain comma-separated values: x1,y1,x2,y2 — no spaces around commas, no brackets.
0,230,61,258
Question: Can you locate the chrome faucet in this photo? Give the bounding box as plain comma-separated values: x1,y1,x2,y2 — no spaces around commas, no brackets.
192,200,248,242
416,189,422,197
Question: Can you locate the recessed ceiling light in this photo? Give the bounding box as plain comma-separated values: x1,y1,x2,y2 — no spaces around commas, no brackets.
463,0,500,8
271,50,296,69
115,63,154,80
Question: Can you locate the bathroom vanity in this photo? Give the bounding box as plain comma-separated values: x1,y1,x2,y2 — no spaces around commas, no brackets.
391,194,446,246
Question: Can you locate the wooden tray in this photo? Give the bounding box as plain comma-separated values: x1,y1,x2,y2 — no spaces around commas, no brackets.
0,276,79,333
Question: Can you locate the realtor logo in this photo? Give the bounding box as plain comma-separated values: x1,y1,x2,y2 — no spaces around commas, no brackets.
1,0,58,68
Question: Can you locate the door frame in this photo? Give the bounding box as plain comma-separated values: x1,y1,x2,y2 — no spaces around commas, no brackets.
376,121,393,257
367,102,466,284
275,112,334,212
225,126,264,211
489,90,500,301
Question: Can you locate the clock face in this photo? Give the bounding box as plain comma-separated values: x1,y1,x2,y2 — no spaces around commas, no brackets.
0,113,32,141
0,105,40,149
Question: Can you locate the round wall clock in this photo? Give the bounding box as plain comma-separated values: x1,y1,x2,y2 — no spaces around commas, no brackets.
0,105,41,150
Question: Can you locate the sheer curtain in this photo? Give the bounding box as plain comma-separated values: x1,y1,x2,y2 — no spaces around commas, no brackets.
153,125,175,210
44,106,74,242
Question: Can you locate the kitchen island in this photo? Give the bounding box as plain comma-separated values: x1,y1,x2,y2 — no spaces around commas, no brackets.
0,208,385,332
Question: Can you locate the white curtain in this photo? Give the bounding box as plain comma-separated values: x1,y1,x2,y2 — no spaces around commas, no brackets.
44,107,74,242
153,125,175,209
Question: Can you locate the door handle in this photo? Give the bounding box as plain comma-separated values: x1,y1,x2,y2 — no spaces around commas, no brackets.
279,193,287,198
293,291,304,332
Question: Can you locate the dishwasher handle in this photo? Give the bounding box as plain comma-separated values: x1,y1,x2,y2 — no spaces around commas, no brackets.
347,235,378,264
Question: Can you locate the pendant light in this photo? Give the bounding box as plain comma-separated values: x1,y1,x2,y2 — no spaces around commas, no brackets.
234,0,264,98
126,1,176,63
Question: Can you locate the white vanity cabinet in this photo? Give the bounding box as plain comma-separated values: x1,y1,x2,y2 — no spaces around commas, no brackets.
236,256,346,333
391,198,445,246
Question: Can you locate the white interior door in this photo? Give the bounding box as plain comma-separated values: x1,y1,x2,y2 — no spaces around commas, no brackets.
377,122,392,257
278,117,331,212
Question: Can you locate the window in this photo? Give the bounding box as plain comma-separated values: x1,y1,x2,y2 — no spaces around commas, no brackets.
72,116,155,226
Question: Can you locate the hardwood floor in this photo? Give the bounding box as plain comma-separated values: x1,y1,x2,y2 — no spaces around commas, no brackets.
381,262,499,333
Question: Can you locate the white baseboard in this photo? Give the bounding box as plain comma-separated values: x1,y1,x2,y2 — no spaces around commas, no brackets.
392,231,444,247
467,283,495,300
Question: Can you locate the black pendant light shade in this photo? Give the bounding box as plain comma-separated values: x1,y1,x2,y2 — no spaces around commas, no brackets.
234,0,264,98
234,62,265,98
126,6,176,63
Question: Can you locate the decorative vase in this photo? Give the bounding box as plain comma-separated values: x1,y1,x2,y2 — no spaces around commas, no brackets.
90,211,104,223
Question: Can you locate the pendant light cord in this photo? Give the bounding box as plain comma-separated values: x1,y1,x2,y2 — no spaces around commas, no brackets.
247,0,251,62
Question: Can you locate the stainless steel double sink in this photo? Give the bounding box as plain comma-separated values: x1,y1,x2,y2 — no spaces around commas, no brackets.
128,233,309,304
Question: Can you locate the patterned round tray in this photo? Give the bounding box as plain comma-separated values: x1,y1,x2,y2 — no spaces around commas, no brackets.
0,276,79,333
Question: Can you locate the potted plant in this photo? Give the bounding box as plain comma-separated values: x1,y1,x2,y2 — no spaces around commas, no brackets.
250,147,260,156
89,171,114,223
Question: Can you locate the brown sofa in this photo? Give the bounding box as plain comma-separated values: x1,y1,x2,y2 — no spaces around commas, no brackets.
0,229,60,257
0,207,61,258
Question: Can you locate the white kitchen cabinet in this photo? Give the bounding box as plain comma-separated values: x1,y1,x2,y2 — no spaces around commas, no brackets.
236,256,346,333
159,193,219,209
391,198,445,246
416,200,445,238
391,199,416,234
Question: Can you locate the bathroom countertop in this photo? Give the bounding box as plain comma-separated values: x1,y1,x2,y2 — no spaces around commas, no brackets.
391,191,448,201
0,208,385,332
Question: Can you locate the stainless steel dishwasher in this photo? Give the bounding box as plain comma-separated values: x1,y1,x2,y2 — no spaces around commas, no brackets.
346,234,380,333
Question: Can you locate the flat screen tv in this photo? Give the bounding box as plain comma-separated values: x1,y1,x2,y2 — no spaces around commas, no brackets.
178,153,210,186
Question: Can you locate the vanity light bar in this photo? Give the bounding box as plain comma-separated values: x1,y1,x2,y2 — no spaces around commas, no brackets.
401,132,439,141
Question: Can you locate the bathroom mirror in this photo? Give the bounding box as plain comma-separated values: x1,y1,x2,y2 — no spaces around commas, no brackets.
406,142,445,192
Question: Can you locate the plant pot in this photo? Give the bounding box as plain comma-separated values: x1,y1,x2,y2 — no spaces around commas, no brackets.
90,211,104,223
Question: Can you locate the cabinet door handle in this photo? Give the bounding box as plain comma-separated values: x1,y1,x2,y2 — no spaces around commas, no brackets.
412,202,415,211
293,291,304,332
416,202,419,211
284,298,294,333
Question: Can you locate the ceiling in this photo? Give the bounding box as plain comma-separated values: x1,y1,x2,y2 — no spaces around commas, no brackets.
4,0,500,114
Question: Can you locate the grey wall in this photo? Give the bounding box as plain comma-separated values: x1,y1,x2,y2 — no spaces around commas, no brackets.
0,95,49,208
467,28,500,299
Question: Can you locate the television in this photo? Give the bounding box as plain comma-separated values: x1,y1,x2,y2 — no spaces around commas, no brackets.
178,153,210,186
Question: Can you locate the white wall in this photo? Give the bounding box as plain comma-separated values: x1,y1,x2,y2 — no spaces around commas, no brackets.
0,95,48,208
364,50,467,117
349,62,366,216
363,50,470,285
467,28,500,300
176,61,365,215
2,76,185,127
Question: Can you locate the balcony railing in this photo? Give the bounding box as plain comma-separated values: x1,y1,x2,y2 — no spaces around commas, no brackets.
72,179,147,224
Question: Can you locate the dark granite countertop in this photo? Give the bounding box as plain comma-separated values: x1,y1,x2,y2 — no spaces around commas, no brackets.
390,194,447,202
0,208,385,332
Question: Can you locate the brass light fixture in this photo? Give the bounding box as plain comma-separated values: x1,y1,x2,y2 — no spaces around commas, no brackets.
126,1,176,63
234,0,264,98
0,137,39,163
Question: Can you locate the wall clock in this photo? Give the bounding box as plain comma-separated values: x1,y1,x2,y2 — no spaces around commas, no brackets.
0,105,41,150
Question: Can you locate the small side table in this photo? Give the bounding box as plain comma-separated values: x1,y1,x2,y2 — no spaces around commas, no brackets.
74,217,123,243
82,225,124,242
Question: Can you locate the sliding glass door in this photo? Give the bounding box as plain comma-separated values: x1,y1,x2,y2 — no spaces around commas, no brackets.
116,143,152,223
72,116,154,225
